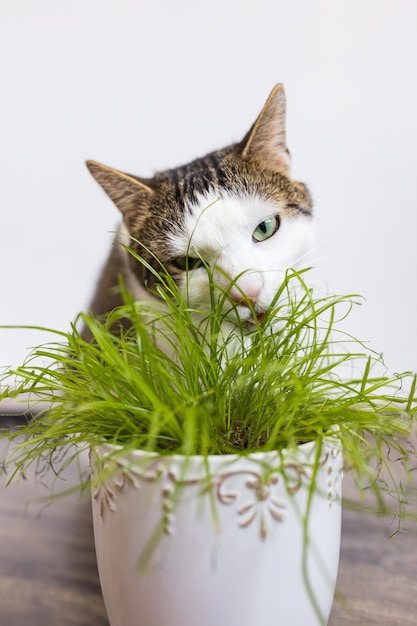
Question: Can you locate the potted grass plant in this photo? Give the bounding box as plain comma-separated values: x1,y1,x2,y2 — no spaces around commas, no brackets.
1,258,416,626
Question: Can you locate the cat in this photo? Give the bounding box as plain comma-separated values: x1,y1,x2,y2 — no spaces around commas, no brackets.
84,84,313,340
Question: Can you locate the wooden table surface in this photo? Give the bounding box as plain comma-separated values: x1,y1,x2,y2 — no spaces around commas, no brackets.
1,419,416,626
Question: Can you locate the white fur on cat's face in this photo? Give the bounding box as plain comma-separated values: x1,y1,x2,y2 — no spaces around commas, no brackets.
168,190,314,322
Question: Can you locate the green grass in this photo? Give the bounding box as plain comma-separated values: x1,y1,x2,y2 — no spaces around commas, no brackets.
0,261,416,520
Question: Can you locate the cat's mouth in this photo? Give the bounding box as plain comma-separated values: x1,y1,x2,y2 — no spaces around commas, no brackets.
222,298,268,328
236,305,266,327
252,311,266,324
245,311,266,326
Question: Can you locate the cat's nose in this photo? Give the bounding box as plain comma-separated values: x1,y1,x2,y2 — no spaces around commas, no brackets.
229,285,261,306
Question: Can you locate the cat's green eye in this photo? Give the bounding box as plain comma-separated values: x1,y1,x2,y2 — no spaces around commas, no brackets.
252,215,280,242
171,256,202,271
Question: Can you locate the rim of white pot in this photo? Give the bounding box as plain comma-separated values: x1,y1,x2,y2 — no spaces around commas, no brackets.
91,429,341,470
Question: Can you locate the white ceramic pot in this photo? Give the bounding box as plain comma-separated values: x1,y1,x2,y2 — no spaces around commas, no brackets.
91,437,342,626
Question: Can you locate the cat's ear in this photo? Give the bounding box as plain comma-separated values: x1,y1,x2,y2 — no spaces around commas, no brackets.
86,160,154,221
241,84,290,173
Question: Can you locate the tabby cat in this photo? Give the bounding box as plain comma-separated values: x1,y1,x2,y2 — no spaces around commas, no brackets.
85,84,313,334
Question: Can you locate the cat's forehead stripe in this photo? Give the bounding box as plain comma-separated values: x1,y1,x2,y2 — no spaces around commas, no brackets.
156,148,232,205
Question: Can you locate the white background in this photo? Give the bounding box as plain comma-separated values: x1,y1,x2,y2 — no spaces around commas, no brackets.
1,0,416,376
